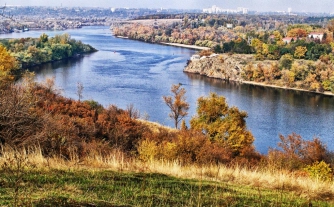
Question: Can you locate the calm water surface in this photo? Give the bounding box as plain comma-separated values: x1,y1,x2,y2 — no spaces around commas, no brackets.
3,26,334,153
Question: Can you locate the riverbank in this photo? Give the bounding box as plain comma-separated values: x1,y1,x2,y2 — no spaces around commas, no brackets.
160,42,210,50
184,53,334,97
114,35,210,50
116,35,129,39
241,80,334,96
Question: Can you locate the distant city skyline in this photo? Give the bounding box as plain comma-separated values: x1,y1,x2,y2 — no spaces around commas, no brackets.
4,0,334,13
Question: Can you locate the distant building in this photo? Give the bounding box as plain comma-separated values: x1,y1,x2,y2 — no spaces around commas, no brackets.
282,37,294,44
203,5,248,14
226,24,233,29
237,7,248,14
308,32,324,41
190,54,200,60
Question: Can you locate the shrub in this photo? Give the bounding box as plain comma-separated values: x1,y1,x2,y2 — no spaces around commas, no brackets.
173,129,233,165
304,161,332,182
137,139,158,162
199,49,213,57
267,133,328,171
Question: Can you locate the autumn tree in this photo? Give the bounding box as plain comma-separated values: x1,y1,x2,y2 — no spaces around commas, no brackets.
190,93,254,154
287,28,307,38
163,84,189,129
268,133,328,170
294,46,307,59
272,30,283,42
0,45,18,87
327,19,334,38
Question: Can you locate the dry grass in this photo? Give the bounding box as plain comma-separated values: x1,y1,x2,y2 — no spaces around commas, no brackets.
137,119,178,133
1,145,333,202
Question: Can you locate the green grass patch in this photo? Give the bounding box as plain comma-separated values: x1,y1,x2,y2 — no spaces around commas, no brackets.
0,169,331,206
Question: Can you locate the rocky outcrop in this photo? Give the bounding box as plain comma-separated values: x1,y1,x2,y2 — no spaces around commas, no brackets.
184,53,334,96
184,54,255,82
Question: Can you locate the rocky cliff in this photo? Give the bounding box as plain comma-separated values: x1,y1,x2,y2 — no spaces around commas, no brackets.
184,54,255,82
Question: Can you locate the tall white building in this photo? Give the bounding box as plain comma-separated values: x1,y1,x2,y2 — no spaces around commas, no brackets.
203,5,248,14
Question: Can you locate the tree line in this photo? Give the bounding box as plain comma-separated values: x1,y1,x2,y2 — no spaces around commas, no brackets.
113,16,334,62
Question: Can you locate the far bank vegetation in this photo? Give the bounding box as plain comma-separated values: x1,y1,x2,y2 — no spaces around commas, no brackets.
0,33,96,69
114,14,334,94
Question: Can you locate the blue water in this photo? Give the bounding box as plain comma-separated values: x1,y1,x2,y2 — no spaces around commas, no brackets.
3,26,334,154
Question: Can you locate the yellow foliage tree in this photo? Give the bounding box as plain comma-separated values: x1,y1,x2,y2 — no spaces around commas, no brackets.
327,19,334,35
137,139,158,162
273,31,283,42
294,46,307,59
190,93,254,155
0,45,18,86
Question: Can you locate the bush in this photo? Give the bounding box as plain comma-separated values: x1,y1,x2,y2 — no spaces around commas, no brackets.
267,133,328,171
304,161,332,182
137,139,158,162
199,50,213,57
172,129,233,165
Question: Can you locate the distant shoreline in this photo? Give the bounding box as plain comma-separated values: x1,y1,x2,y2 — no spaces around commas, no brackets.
241,80,334,96
160,42,210,50
116,36,129,39
114,35,210,50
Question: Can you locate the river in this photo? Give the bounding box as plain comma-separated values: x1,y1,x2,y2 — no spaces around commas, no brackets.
2,26,334,154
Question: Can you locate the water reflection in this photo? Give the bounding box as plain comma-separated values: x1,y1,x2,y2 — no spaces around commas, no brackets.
185,73,334,152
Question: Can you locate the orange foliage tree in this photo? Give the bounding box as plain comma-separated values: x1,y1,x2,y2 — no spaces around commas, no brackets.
267,133,328,171
163,84,189,129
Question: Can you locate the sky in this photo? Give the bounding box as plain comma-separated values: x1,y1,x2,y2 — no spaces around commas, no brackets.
5,0,334,13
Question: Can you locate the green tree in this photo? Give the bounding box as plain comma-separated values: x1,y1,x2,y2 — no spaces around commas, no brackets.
190,93,254,154
39,33,49,43
163,84,189,129
51,44,72,60
279,53,294,69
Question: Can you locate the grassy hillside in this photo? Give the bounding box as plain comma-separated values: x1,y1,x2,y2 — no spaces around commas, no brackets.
0,147,333,206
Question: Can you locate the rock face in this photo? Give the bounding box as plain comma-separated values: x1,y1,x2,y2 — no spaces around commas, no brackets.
184,54,255,82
